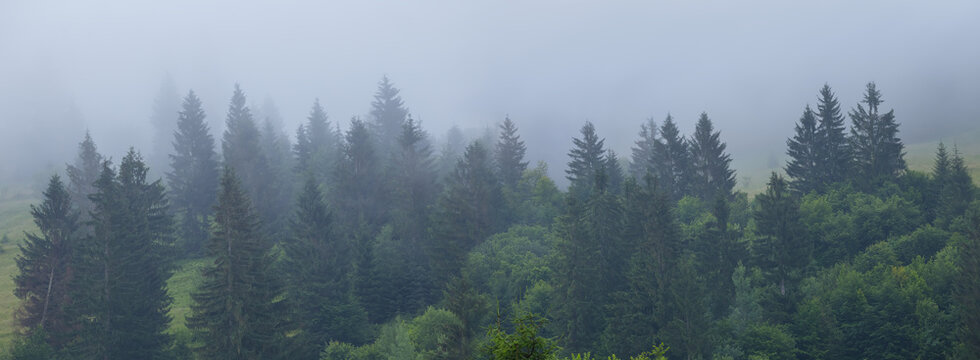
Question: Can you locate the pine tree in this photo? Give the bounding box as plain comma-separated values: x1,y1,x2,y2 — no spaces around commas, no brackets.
689,112,735,201
431,141,503,281
188,167,287,360
629,117,660,180
168,90,219,256
815,84,851,185
849,82,906,181
566,122,608,199
149,74,180,176
495,116,529,189
14,175,78,349
370,76,409,159
65,131,103,227
69,150,175,360
284,176,367,358
753,173,806,303
785,105,822,194
653,114,692,201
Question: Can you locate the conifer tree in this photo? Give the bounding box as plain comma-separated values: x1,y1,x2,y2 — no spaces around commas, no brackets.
931,143,952,222
566,122,608,199
689,112,735,200
335,118,386,232
495,116,529,189
438,125,466,180
815,84,850,185
70,150,174,360
295,99,338,185
149,74,180,176
956,204,980,358
188,167,286,360
168,90,219,256
653,114,691,201
554,195,604,354
14,175,78,349
370,76,409,159
939,146,976,225
259,116,295,238
221,84,273,229
753,173,806,301
849,82,906,181
388,116,438,246
629,117,659,180
605,149,625,195
785,105,822,194
65,131,103,226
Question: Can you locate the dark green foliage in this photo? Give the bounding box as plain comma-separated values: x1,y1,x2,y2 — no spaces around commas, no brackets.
566,122,609,200
388,116,438,252
753,173,807,307
956,202,980,358
814,84,851,186
258,116,295,238
370,76,409,159
4,327,55,360
785,106,821,194
937,146,975,227
188,168,287,360
689,113,735,201
69,150,175,360
168,90,219,256
849,82,906,182
737,323,796,360
495,116,529,190
604,150,625,196
663,254,710,360
629,118,659,180
294,99,340,185
653,115,692,201
484,314,558,360
220,84,276,233
335,118,386,232
14,175,78,349
65,131,103,226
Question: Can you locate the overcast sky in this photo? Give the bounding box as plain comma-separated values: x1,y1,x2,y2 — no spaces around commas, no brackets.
1,0,978,185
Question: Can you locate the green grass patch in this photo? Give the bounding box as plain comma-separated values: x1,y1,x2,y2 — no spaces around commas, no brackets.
0,198,38,345
167,258,207,334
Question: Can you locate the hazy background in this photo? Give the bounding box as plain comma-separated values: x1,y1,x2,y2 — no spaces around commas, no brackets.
2,0,979,187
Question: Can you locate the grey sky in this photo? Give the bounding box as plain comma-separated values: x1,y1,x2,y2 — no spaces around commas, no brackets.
2,0,978,185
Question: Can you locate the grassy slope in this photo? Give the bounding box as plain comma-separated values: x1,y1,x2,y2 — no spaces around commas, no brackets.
0,198,38,344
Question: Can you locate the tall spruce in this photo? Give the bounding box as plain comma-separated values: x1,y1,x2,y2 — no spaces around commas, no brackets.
495,116,529,189
566,122,608,199
388,116,438,246
629,117,660,180
65,131,103,226
70,150,174,360
294,99,339,185
221,84,273,229
370,76,409,159
605,149,625,195
849,82,906,181
956,204,980,358
168,90,219,256
653,114,691,201
554,195,604,354
188,168,286,360
438,125,466,180
14,175,78,349
939,146,975,225
284,176,368,357
259,116,295,238
815,84,850,185
689,112,735,200
785,105,822,194
753,173,807,302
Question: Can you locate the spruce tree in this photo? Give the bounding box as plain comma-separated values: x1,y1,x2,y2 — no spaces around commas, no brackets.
438,125,466,180
785,105,822,194
653,114,692,201
188,167,286,360
939,146,976,225
753,173,806,304
629,117,659,180
168,90,219,256
370,76,409,159
815,84,850,185
931,142,952,222
388,116,438,246
566,122,608,199
554,195,604,354
335,118,386,232
295,99,339,185
65,131,103,227
689,112,735,201
605,149,625,195
849,82,906,181
956,204,980,358
495,116,529,189
221,84,273,229
14,175,78,349
70,150,175,360
259,116,295,238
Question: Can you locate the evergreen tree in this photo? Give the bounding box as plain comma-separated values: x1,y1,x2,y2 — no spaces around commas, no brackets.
653,114,692,201
554,195,604,354
295,99,339,185
284,176,367,358
65,131,103,227
939,146,976,226
753,173,807,311
335,117,386,232
849,82,906,181
370,76,409,159
689,112,735,200
70,150,175,360
168,90,219,256
188,167,287,360
956,203,980,358
605,149,625,195
629,117,660,180
786,105,822,194
14,175,78,349
149,74,180,176
221,84,273,230
566,122,608,199
259,115,295,238
814,84,851,185
931,142,952,223
437,125,466,181
494,116,529,189
388,116,438,247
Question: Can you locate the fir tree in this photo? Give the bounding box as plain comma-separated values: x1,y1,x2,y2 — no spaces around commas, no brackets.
168,90,219,256
566,122,608,199
753,173,806,303
221,84,273,229
956,204,980,358
689,112,735,200
65,131,103,227
495,116,529,189
14,175,78,349
554,195,604,354
259,115,295,238
849,82,906,181
931,142,952,222
785,105,822,194
70,150,175,360
370,76,409,159
295,99,338,185
629,117,659,180
939,146,976,225
605,149,625,195
438,125,466,181
388,116,438,246
653,114,691,201
815,84,850,185
335,117,386,232
188,167,287,360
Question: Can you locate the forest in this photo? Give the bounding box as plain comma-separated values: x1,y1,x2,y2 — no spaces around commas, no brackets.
4,77,980,360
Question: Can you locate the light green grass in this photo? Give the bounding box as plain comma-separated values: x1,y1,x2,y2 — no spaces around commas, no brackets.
0,198,38,345
167,258,207,334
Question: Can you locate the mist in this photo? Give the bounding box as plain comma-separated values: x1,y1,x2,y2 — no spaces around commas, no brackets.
2,0,979,185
